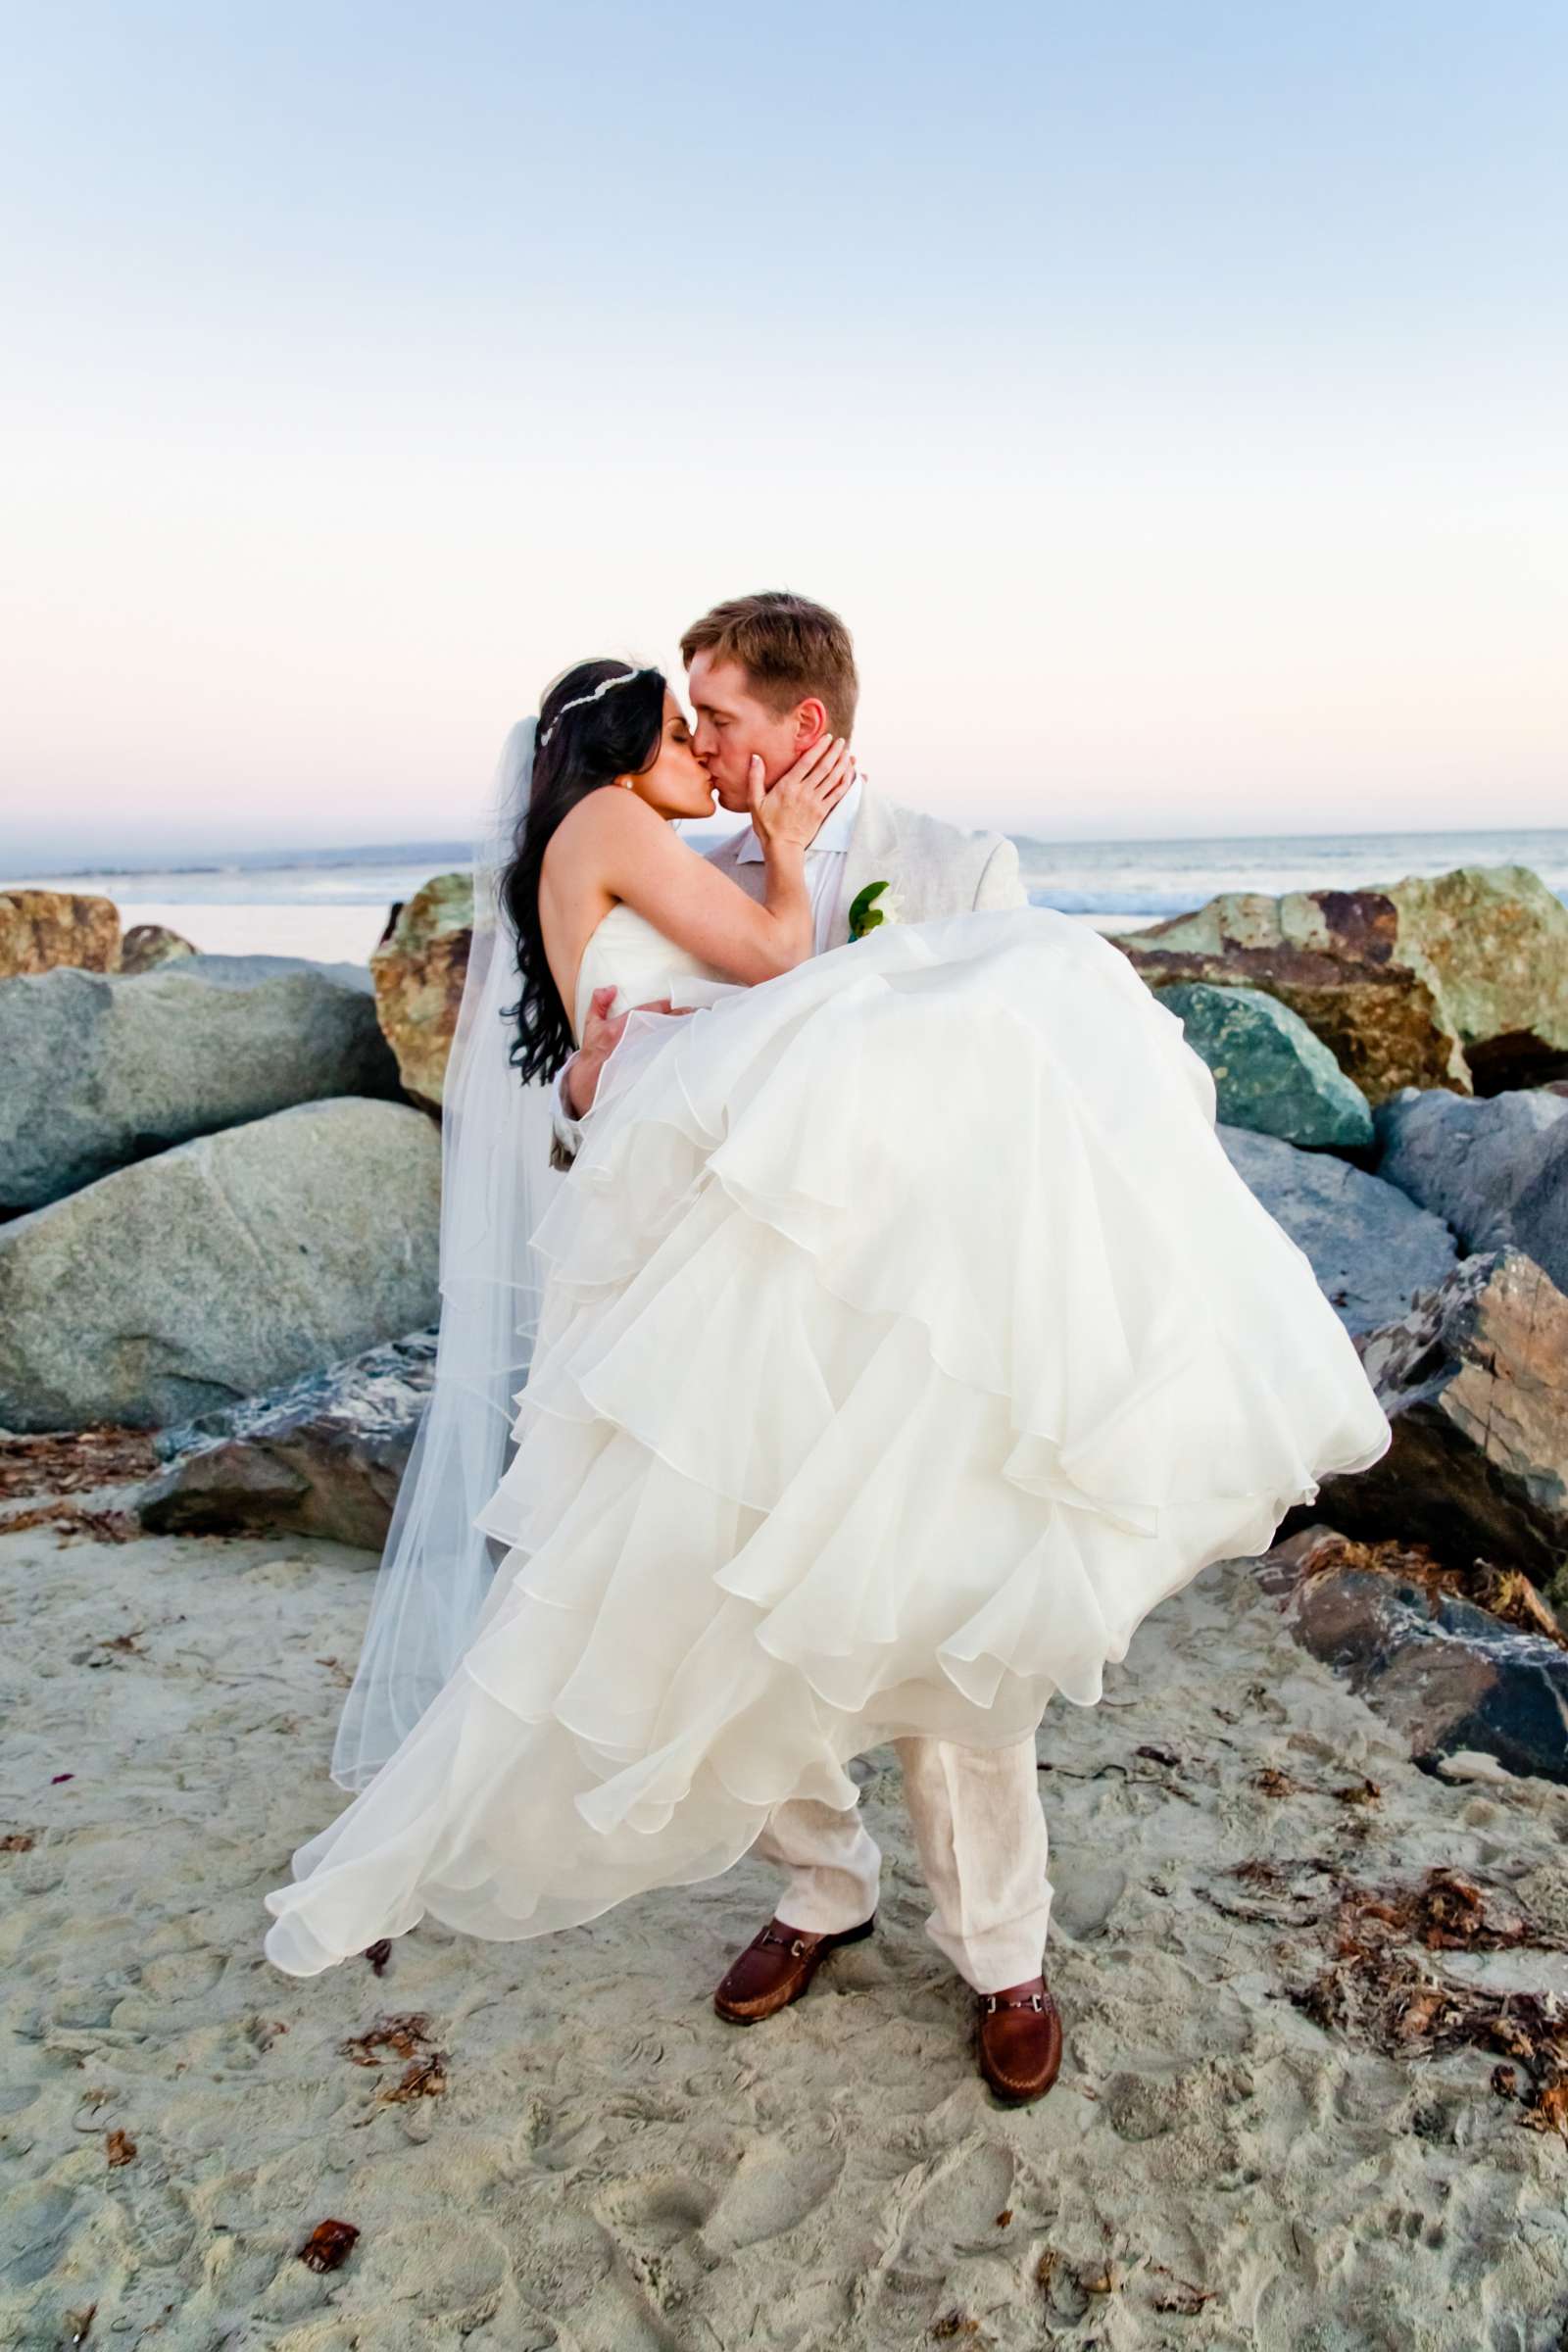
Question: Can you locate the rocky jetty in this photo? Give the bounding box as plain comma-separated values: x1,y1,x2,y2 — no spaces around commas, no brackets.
3,852,1564,1806
369,870,473,1106
0,1099,441,1430
0,956,404,1209
1121,862,1568,1787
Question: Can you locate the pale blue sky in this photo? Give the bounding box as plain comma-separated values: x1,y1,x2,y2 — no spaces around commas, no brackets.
3,1,1565,859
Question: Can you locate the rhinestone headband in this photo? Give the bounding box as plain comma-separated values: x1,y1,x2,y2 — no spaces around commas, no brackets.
538,665,652,749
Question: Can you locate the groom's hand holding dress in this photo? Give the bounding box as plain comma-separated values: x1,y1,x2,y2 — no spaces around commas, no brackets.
564,985,677,1121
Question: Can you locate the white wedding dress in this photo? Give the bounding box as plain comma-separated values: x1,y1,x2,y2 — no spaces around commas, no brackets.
262,903,1391,1977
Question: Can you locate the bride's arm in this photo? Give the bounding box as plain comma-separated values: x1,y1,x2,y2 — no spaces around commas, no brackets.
550,738,854,1144
584,735,854,987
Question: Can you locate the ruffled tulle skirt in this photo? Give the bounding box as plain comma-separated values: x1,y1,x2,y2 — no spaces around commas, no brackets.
263,907,1391,1976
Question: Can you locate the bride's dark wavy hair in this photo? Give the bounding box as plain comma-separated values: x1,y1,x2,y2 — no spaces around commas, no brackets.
500,660,667,1084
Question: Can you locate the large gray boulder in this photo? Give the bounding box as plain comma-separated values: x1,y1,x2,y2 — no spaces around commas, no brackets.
1514,1121,1568,1298
1157,983,1372,1147
176,952,378,992
0,1099,441,1432
1217,1124,1457,1332
0,956,403,1209
139,1329,436,1548
1374,1086,1568,1254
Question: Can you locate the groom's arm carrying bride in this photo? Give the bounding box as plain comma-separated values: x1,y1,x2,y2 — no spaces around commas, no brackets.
549,589,1027,1168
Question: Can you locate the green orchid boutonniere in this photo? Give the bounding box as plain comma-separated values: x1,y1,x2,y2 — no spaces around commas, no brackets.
849,880,902,940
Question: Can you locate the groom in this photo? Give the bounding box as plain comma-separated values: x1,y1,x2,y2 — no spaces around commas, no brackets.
551,591,1063,2105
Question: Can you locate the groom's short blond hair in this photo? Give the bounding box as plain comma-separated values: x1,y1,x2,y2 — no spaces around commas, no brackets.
680,592,858,737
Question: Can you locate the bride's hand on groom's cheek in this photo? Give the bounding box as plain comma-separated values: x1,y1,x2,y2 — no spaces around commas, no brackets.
747,738,856,849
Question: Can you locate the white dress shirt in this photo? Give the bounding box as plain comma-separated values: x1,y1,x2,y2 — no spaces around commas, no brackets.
552,775,865,1160
730,770,864,955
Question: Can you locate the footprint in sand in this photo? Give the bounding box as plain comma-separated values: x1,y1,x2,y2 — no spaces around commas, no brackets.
0,2076,42,2121
1103,2067,1189,2141
700,2138,846,2254
594,2170,718,2254
0,2183,80,2289
336,2216,511,2323
114,2175,197,2269
136,1946,227,2001
895,2137,1018,2268
1049,1860,1129,1942
526,2202,689,2351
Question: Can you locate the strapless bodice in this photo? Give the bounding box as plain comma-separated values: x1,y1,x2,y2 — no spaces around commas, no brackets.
572,905,733,1043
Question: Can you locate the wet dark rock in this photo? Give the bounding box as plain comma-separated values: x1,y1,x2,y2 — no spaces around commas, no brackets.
1258,1527,1568,1785
140,1330,436,1549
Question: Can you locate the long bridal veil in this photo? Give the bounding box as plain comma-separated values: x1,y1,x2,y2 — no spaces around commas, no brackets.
328,716,564,1791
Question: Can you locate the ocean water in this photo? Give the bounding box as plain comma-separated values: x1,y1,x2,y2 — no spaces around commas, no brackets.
9,826,1566,966
4,854,464,965
1013,825,1568,924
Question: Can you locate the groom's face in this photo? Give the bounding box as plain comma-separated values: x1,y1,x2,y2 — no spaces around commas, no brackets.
687,653,824,814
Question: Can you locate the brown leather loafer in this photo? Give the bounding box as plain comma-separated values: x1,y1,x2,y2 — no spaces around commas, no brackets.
976,1977,1063,2104
712,1912,876,2024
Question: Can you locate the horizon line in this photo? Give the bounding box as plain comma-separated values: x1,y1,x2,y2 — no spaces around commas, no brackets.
7,814,1568,887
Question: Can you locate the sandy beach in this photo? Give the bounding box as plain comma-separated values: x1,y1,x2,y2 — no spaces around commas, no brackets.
5,1506,1568,2350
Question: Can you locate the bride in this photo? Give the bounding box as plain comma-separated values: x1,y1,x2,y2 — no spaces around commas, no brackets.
263,656,1391,2040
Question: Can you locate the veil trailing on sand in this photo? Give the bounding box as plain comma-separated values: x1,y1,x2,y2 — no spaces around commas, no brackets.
328,717,563,1791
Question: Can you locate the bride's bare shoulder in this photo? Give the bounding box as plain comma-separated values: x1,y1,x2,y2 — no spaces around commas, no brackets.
544,784,669,871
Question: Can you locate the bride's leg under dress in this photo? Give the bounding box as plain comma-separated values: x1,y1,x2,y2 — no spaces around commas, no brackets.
753,1733,1053,1994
